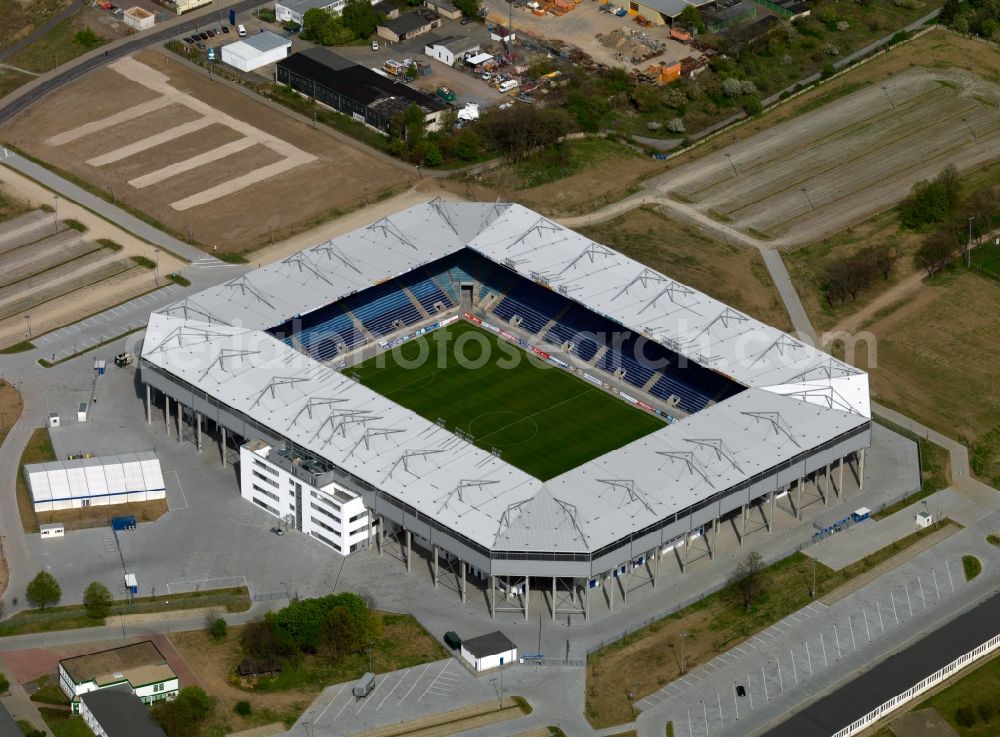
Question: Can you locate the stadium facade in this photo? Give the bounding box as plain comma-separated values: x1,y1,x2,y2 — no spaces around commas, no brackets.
140,201,871,618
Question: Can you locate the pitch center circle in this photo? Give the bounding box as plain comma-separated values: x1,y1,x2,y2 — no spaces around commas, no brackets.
468,411,539,447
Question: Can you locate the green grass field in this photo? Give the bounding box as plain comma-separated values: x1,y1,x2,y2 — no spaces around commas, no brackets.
353,322,663,479
971,242,1000,279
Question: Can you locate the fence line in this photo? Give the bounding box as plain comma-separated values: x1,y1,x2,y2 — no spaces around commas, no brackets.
831,632,1000,737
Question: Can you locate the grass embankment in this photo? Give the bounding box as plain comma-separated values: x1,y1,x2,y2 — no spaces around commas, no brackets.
15,427,55,534
0,380,24,450
0,587,251,638
353,322,663,479
170,612,448,734
0,189,32,224
586,522,957,727
6,15,107,74
579,206,792,331
914,650,1000,737
30,675,91,737
870,415,950,520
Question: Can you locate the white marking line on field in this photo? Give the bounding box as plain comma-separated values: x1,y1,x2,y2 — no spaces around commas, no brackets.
45,96,174,145
171,470,189,510
355,677,386,715
314,684,347,725
419,661,453,701
332,688,355,721
130,136,257,187
89,117,215,166
171,157,307,210
397,663,433,707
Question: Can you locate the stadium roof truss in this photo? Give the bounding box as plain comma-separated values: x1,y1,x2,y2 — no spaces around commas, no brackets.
142,202,870,557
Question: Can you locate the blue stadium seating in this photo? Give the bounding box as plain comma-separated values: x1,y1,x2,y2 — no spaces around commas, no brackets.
492,282,567,335
347,285,421,337
401,272,450,313
597,333,658,389
284,311,365,362
544,305,617,362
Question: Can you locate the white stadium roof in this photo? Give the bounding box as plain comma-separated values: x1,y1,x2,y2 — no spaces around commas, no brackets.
143,201,869,554
25,451,164,505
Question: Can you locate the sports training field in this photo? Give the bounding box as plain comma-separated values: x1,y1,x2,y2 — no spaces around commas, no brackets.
353,322,664,480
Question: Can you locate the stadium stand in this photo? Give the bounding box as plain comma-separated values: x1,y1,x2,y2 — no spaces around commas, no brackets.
271,248,744,413
347,282,422,336
492,281,567,335
280,310,365,361
400,271,451,314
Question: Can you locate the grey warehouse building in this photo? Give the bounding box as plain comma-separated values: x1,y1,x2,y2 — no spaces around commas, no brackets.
139,201,871,621
275,48,447,135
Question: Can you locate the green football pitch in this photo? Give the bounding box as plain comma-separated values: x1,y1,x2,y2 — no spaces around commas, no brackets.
352,322,664,480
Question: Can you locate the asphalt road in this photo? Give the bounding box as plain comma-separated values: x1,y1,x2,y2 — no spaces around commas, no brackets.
764,590,1000,737
0,0,264,126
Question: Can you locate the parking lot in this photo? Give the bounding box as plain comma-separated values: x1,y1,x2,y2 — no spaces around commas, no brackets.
635,545,977,737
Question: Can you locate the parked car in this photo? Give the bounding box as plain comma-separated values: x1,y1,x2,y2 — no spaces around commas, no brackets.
237,24,247,36
482,72,492,80
196,42,206,50
198,31,208,40
222,25,230,32
371,39,379,50
183,36,194,43
207,29,215,37
270,526,284,536
460,16,472,24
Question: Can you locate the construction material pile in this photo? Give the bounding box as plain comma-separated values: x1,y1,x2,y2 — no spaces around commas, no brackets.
597,28,666,64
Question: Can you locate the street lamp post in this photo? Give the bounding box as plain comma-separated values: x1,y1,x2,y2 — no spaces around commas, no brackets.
881,85,895,110
154,248,160,285
962,117,977,141
25,300,32,340
680,631,688,674
967,216,974,267
810,554,817,599
725,152,738,177
801,187,815,211
52,195,59,233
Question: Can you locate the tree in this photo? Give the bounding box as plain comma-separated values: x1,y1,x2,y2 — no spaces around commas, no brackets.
453,0,479,16
969,186,1000,242
342,0,384,40
677,5,705,32
26,571,61,610
240,616,293,671
0,673,9,695
301,7,332,41
729,552,765,610
915,230,957,276
83,581,113,620
899,178,949,229
151,686,213,737
867,243,899,280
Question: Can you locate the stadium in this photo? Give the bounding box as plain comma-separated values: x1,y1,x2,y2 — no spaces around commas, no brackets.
139,200,871,619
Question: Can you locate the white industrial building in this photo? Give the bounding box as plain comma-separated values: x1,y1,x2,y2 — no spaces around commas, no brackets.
60,642,179,710
460,631,517,671
240,439,372,555
221,31,292,72
424,36,480,66
123,6,155,30
25,451,165,513
275,0,346,23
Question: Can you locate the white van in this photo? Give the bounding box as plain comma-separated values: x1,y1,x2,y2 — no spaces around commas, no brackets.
498,79,519,93
237,24,247,37
371,39,379,50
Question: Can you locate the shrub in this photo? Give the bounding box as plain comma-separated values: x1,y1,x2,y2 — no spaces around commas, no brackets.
835,20,850,30
209,616,228,641
743,96,763,116
955,706,977,728
821,63,835,79
977,701,995,723
74,28,100,48
83,581,113,620
0,673,9,695
234,700,252,716
667,118,686,133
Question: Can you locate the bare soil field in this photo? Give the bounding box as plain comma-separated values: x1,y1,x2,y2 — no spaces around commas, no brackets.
1,50,406,253
578,206,791,331
666,66,1000,243
853,271,1000,448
